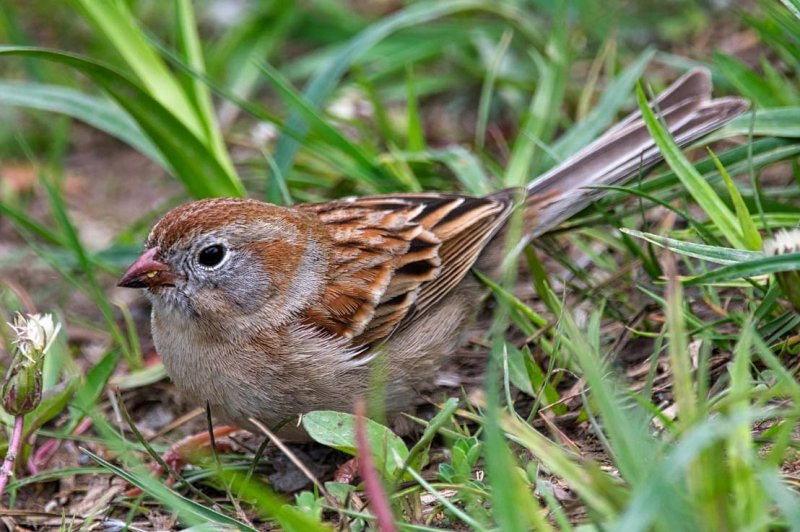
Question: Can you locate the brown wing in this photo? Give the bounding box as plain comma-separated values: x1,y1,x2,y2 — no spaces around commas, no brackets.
297,193,514,345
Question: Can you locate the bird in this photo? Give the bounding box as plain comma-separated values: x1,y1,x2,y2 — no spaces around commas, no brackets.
118,69,746,435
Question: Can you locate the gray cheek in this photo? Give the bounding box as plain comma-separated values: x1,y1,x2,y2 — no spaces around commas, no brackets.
214,258,272,314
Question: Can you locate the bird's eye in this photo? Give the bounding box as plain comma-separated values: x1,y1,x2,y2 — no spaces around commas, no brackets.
197,244,226,268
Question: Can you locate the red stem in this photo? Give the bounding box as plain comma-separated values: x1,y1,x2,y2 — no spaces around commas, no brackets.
0,415,25,498
355,401,397,532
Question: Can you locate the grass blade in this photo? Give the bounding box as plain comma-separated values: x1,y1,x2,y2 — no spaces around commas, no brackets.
502,415,624,518
484,340,551,531
70,0,203,136
405,65,425,152
505,21,569,186
174,0,235,178
621,229,763,264
475,29,513,149
257,61,390,192
707,107,800,140
684,252,800,285
84,449,258,531
0,46,244,197
551,48,655,161
0,81,165,167
714,52,782,108
272,0,536,178
663,255,697,428
708,149,763,250
636,82,745,248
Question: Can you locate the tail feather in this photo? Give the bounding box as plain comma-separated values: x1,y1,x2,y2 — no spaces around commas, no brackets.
525,69,748,237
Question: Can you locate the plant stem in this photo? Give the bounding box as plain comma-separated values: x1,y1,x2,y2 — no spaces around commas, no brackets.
0,415,25,497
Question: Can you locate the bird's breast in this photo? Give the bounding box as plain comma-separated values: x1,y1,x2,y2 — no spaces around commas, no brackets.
150,305,374,425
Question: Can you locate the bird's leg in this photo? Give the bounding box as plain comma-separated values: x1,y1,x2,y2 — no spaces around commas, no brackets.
160,425,241,479
125,425,241,496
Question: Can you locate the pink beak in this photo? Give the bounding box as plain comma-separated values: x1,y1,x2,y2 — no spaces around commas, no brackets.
117,247,175,289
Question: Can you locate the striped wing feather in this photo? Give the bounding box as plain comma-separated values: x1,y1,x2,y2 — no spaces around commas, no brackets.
298,193,512,345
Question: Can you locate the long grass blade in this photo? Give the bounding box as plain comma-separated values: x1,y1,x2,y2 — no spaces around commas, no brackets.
636,82,745,248
174,0,235,178
70,0,204,135
684,252,800,285
0,47,244,197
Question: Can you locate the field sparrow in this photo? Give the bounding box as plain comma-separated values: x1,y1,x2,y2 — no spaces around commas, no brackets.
119,70,746,433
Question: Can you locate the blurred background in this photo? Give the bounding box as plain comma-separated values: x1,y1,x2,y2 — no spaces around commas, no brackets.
1,1,799,529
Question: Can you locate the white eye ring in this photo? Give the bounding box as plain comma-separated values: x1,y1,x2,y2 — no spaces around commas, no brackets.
197,244,227,268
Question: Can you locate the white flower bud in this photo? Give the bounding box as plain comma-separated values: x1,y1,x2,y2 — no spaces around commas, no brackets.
763,229,800,313
8,313,59,361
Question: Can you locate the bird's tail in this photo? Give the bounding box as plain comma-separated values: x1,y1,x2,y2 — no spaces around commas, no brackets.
525,68,748,237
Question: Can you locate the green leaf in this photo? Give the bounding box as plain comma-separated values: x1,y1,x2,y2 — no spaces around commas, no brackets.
505,44,568,186
507,344,538,396
0,47,244,198
68,349,120,432
475,28,513,149
174,0,235,178
484,341,551,532
705,107,800,143
405,64,425,151
621,229,764,264
208,2,297,121
0,199,64,246
759,467,800,526
636,82,745,248
432,147,492,195
273,0,537,178
511,345,565,414
220,470,333,532
558,309,661,488
503,414,624,518
551,48,655,161
392,147,494,195
684,252,800,285
84,449,259,531
70,0,204,136
256,61,387,191
403,397,459,473
709,149,763,250
37,171,134,363
714,52,782,108
726,325,764,525
780,0,800,20
402,455,490,530
664,259,697,428
474,270,548,329
707,107,800,140
7,467,107,490
589,138,800,214
303,410,408,477
110,362,168,390
0,81,165,167
613,411,768,530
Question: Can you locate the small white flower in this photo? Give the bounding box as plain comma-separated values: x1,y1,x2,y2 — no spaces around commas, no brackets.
327,88,373,121
762,228,800,256
250,121,279,148
762,229,800,313
8,313,60,361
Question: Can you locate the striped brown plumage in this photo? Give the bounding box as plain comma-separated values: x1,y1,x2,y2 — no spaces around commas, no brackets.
299,193,513,344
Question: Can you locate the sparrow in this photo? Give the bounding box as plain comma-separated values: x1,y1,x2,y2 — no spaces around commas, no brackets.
118,69,746,433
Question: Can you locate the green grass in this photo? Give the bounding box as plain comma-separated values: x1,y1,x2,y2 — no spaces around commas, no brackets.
1,0,800,530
